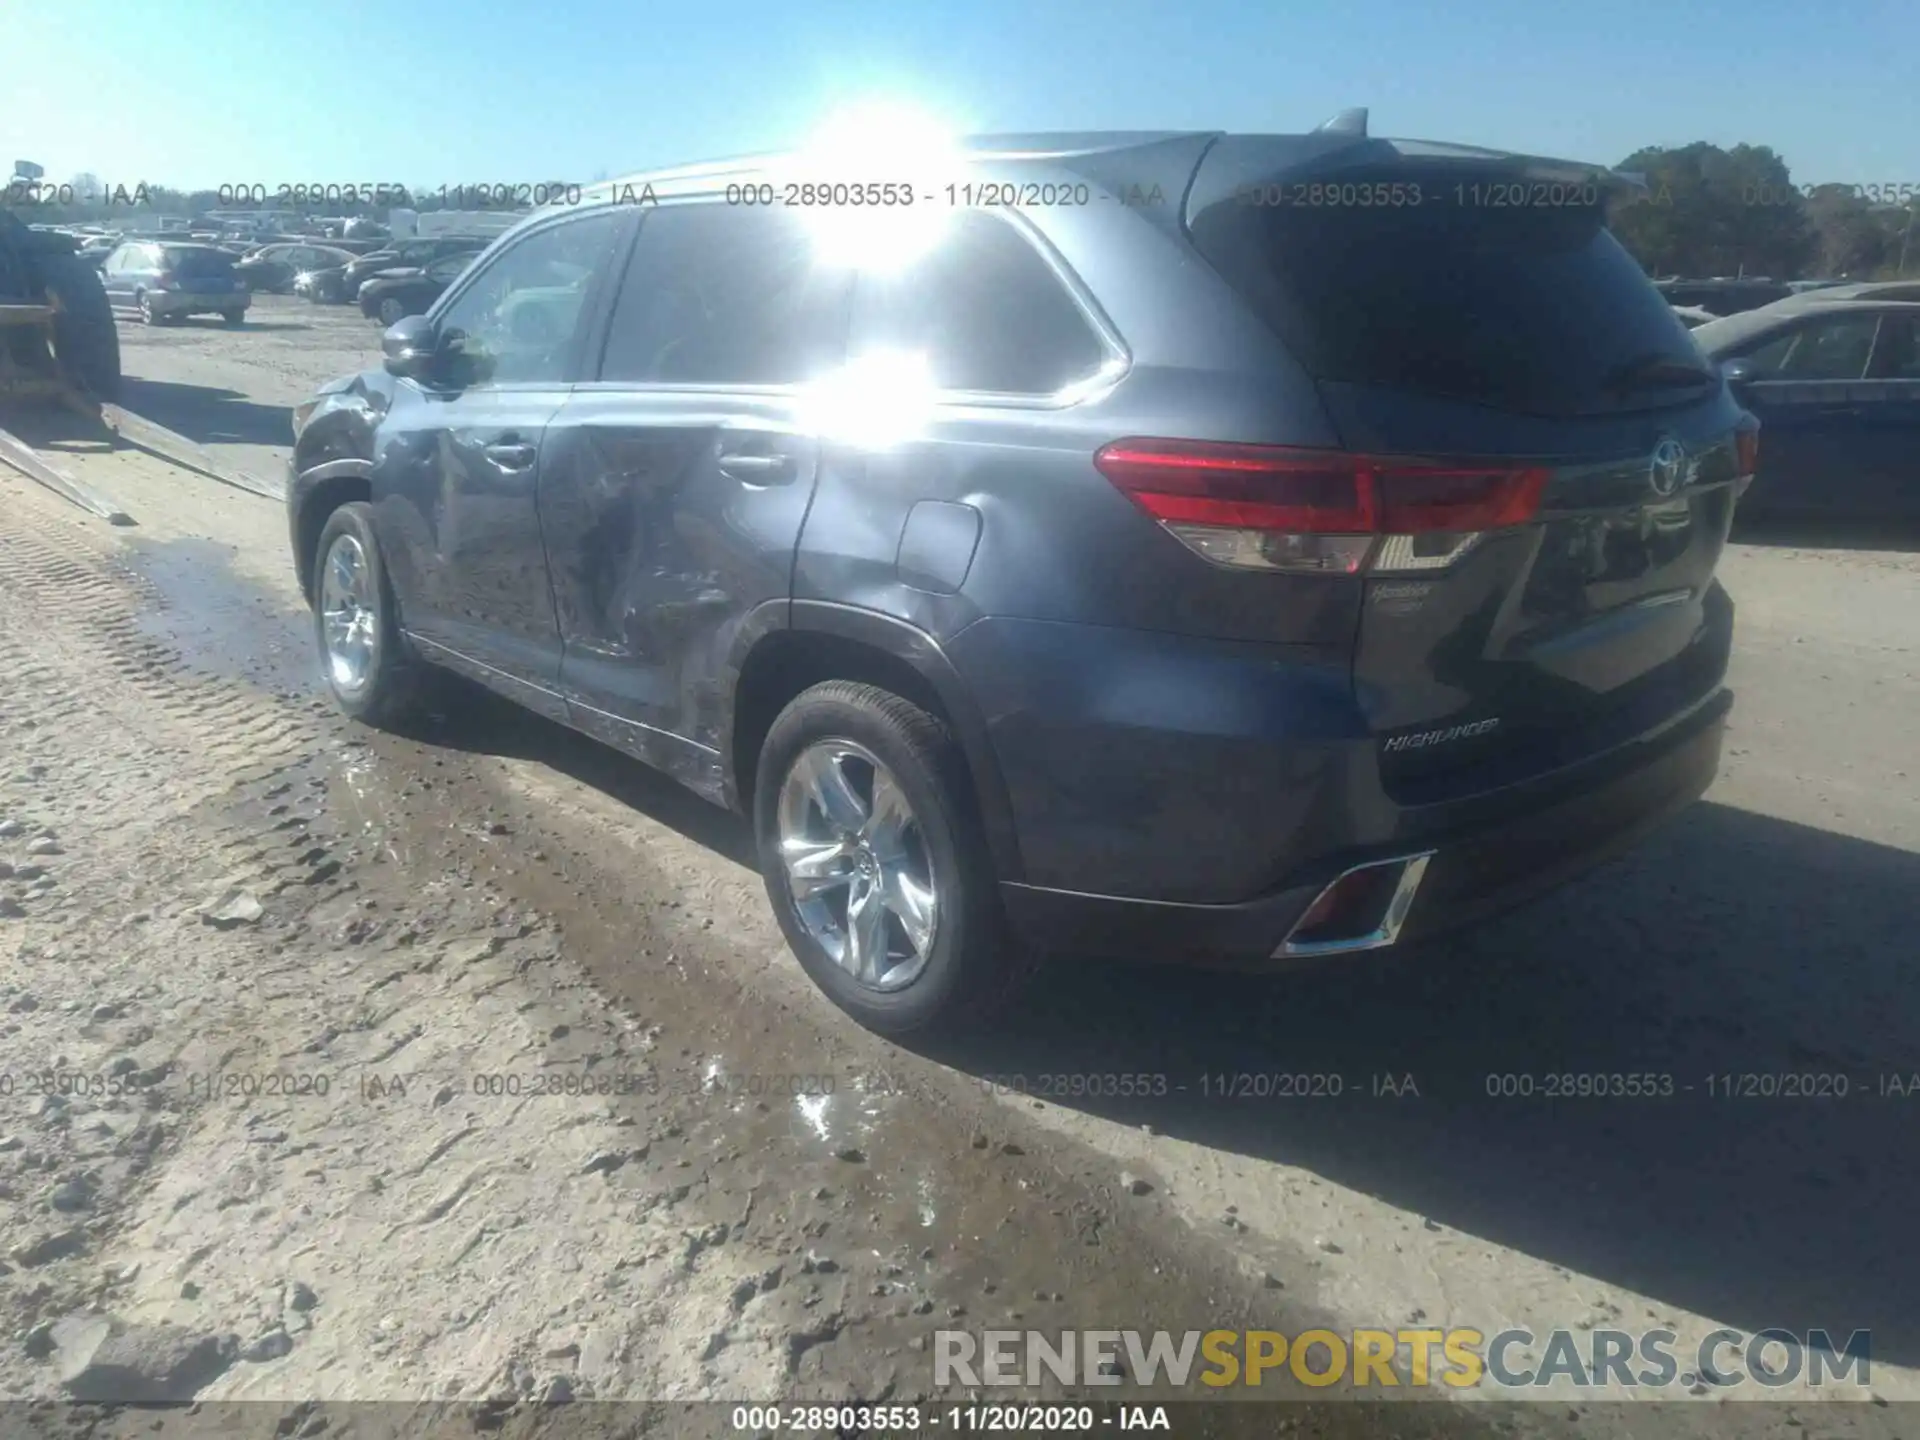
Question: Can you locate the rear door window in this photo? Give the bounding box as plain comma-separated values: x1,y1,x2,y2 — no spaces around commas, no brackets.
1187,167,1704,416
598,203,851,386
850,212,1109,396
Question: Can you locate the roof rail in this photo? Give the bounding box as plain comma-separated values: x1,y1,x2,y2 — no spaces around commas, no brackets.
1314,107,1368,137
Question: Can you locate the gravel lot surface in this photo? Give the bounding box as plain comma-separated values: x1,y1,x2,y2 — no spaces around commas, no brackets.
0,296,1914,1436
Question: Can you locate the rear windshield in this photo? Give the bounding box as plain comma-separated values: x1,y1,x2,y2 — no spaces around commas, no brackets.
162,246,235,278
1187,167,1704,417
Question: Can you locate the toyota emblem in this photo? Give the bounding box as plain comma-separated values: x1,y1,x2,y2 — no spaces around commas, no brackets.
1648,438,1687,498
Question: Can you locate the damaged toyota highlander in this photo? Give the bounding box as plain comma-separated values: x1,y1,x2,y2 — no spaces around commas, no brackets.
285,116,1758,1035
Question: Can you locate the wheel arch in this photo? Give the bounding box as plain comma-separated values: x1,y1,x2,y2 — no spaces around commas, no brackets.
727,601,1025,884
291,459,373,604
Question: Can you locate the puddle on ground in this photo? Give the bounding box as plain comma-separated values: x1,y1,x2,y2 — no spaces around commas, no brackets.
125,533,316,695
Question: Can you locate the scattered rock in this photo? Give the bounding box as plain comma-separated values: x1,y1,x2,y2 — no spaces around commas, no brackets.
1423,1217,1443,1232
834,1146,866,1163
90,1003,120,1021
540,1374,574,1405
59,1320,236,1401
1261,1272,1284,1289
1314,1236,1343,1254
48,1178,92,1213
285,1281,318,1313
14,864,44,880
180,1282,200,1300
0,898,25,919
802,1250,838,1274
26,837,61,856
241,1327,294,1363
997,1142,1025,1156
12,1228,86,1267
22,1321,55,1360
581,1150,628,1176
1119,1172,1152,1196
0,819,21,838
199,887,264,930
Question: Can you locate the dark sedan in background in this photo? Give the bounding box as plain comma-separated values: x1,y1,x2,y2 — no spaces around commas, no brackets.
356,249,482,325
302,239,488,303
234,242,359,295
1697,292,1920,521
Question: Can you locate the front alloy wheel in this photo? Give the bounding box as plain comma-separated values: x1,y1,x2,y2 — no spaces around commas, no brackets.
310,501,430,726
318,531,379,700
777,740,939,990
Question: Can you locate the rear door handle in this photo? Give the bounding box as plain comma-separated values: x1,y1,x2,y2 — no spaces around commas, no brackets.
485,441,538,469
717,450,796,484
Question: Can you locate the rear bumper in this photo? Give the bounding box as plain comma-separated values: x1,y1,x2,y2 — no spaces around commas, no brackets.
148,290,249,315
999,684,1728,963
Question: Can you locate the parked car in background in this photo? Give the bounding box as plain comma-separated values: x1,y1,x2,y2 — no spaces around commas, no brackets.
1696,294,1920,521
294,263,349,304
235,243,359,295
356,249,483,325
1656,278,1793,316
307,239,489,303
76,235,120,269
287,123,1750,1035
100,240,250,325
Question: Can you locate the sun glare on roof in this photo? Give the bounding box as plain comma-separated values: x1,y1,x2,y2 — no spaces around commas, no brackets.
781,102,962,273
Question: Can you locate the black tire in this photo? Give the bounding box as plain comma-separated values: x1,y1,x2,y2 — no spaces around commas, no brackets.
377,296,406,326
310,502,432,727
137,290,162,326
222,309,245,327
41,254,122,402
753,681,1032,1035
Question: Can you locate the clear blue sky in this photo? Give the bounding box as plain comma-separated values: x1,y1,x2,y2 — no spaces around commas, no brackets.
5,0,1912,192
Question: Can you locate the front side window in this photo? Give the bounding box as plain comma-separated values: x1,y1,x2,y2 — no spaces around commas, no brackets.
850,212,1108,395
434,211,624,387
598,204,851,386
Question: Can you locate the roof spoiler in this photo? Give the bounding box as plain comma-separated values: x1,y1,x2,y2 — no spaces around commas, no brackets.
1314,107,1368,137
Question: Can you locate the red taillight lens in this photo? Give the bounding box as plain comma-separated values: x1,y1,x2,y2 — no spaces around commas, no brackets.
1093,439,1548,574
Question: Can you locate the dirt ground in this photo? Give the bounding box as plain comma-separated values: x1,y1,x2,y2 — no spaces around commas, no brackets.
0,296,1916,1437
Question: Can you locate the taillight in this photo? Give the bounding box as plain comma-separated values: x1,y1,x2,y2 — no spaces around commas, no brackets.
1733,422,1760,498
1093,439,1549,575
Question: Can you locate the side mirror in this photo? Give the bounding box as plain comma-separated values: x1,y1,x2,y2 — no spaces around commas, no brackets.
1719,358,1757,390
382,314,439,380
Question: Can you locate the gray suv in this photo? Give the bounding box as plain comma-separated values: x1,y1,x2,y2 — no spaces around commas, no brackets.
288,117,1753,1034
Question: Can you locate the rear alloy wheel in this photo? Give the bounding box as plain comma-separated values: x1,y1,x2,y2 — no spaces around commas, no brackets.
312,502,431,726
137,290,159,325
755,681,1031,1035
377,297,406,326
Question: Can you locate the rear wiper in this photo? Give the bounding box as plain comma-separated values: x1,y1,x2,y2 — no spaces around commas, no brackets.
1601,354,1715,394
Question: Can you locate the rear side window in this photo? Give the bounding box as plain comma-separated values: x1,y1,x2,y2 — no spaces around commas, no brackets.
162,246,233,278
851,212,1108,395
1187,169,1703,416
599,205,850,386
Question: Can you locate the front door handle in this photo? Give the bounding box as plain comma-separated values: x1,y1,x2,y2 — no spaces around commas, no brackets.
717,450,796,484
485,441,537,469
